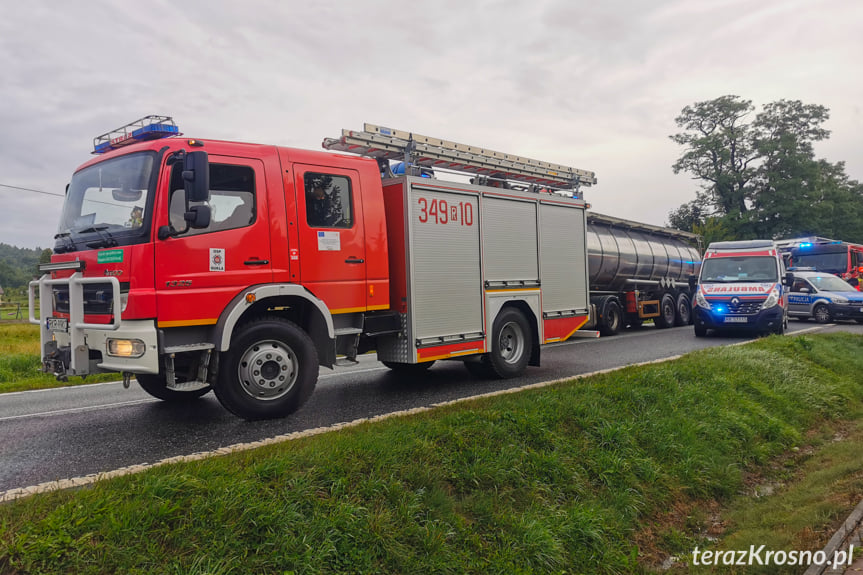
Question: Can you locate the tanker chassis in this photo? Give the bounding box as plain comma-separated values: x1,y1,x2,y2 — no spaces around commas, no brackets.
584,213,702,336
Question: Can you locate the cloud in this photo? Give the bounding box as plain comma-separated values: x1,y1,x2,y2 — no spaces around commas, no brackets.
1,0,862,248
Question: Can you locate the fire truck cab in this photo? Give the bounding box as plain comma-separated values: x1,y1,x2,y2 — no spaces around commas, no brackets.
31,118,595,420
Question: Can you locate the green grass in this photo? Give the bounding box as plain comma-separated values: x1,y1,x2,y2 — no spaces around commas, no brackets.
0,333,862,574
680,412,863,574
0,324,119,393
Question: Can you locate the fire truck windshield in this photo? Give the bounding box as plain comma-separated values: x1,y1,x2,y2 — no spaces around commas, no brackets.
700,256,778,283
56,152,155,248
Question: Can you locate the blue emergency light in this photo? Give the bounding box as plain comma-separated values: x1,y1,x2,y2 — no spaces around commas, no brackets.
799,242,812,249
93,115,180,154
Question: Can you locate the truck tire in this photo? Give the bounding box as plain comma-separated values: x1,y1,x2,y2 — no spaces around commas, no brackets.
813,304,832,324
214,317,318,420
382,360,435,375
599,300,622,336
486,308,532,378
694,323,708,337
655,293,676,329
136,373,211,402
674,294,692,326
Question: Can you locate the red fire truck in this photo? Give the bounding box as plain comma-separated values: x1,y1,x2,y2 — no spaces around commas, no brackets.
776,236,863,290
30,118,596,420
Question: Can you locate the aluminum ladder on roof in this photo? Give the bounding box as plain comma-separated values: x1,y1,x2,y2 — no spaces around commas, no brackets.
322,123,596,193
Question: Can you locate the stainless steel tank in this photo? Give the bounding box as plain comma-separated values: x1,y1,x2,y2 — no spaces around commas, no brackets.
586,213,701,292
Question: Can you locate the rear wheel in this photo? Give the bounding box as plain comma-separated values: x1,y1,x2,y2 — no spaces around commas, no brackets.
136,373,211,402
599,300,622,336
813,304,832,324
655,293,676,329
674,294,692,326
486,308,532,379
214,317,318,420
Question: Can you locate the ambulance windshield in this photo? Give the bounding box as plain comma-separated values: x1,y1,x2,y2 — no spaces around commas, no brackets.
56,152,155,242
700,256,778,283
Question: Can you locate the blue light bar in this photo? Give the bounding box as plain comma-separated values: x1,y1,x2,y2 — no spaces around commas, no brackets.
93,115,181,154
799,242,812,249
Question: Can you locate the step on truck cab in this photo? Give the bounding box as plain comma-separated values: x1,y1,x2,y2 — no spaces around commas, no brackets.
691,240,793,337
30,118,596,420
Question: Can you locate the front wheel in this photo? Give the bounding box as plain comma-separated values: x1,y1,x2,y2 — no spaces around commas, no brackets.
136,373,211,402
214,317,318,420
813,304,832,324
486,308,532,379
694,324,708,337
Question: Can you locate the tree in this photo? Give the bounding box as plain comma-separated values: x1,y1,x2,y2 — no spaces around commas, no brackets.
668,96,863,243
670,95,758,220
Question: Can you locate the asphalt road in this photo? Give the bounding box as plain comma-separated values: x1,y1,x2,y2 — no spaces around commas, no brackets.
1,321,860,494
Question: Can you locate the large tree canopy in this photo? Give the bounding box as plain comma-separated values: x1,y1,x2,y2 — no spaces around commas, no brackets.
668,95,863,243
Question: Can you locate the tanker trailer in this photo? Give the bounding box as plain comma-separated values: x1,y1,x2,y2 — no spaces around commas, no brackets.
585,212,702,335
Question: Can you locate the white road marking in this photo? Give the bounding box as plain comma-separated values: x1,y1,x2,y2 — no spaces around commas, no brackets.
0,399,160,423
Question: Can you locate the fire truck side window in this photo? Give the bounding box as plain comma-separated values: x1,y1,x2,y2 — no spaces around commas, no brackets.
169,163,256,235
304,173,353,228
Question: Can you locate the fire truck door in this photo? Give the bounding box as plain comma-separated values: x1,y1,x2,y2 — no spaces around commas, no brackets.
155,157,271,328
294,165,366,313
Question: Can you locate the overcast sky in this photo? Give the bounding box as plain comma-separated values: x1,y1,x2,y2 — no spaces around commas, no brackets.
1,0,861,249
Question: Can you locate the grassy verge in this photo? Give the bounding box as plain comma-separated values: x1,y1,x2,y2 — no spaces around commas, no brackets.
0,324,118,393
1,333,862,574
677,412,863,574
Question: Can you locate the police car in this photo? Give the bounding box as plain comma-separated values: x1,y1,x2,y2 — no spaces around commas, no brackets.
787,270,863,323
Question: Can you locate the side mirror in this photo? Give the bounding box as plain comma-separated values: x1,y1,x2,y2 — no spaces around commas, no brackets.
799,287,810,293
183,151,209,203
783,271,794,287
184,205,211,229
688,274,697,291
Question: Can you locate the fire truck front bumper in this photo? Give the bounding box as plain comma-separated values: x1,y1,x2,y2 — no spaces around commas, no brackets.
44,319,160,378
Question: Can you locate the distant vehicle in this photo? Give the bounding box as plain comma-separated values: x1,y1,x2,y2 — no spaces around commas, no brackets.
776,236,863,290
691,240,792,337
787,270,863,324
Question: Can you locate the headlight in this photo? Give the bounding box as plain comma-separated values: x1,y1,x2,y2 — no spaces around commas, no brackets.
832,297,848,304
763,287,780,309
107,339,146,358
695,291,711,310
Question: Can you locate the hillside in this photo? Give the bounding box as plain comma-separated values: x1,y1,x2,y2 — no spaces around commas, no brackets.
0,244,50,291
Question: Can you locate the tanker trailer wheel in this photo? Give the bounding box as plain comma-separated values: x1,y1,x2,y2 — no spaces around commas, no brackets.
674,293,692,326
214,317,318,420
599,300,622,336
136,373,211,402
813,304,832,324
655,293,677,329
486,307,532,378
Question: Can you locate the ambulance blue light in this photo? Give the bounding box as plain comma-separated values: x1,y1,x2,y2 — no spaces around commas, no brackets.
714,305,726,314
93,115,181,154
799,242,812,249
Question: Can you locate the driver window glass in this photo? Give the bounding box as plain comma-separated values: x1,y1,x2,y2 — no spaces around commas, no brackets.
791,279,808,292
169,163,255,236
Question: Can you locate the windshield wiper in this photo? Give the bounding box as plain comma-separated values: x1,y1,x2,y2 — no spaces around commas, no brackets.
79,225,119,249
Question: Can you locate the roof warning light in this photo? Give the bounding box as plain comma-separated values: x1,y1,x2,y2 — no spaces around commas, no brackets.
93,115,180,154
